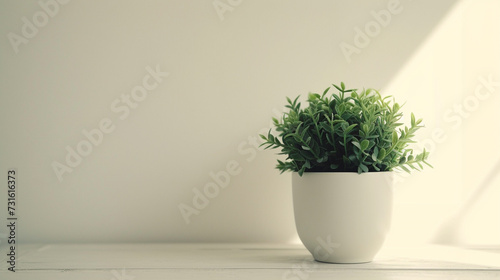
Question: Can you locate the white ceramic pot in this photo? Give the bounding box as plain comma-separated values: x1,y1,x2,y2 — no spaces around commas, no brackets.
292,172,394,263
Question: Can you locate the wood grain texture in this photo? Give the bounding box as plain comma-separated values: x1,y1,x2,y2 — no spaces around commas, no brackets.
1,243,499,279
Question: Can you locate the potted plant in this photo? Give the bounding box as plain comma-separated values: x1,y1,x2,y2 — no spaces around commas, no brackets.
261,82,431,263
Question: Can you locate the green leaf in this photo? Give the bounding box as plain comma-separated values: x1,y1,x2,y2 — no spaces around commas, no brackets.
320,122,332,133
336,103,346,115
268,133,275,142
360,139,369,151
308,93,320,100
393,103,400,113
352,141,361,150
299,150,315,160
362,124,369,133
263,82,431,175
358,163,368,173
344,124,357,135
298,167,305,176
317,155,328,163
343,155,351,166
378,148,386,160
392,131,398,144
372,147,379,161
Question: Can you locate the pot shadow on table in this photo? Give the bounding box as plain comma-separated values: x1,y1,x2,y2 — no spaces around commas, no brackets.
239,246,499,271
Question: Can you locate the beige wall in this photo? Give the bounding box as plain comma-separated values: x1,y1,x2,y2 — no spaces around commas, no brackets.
1,0,498,245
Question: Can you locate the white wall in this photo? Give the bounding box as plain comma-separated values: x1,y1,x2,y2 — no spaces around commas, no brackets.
1,0,498,245
381,0,500,247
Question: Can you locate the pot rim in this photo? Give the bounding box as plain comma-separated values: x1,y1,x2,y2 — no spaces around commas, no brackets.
293,171,394,175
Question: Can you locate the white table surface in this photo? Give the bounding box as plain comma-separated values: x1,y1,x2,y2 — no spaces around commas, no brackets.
1,243,500,279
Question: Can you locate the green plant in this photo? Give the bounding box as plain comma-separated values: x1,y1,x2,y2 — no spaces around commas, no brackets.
260,82,432,176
